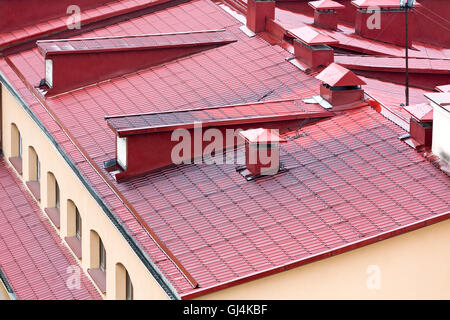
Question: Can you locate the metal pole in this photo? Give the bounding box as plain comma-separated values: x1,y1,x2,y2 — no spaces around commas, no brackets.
405,5,409,106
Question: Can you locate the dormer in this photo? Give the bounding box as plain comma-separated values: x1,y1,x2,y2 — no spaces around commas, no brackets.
37,30,236,96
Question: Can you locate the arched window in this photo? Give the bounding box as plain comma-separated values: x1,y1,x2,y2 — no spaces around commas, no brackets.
116,263,134,300
26,146,41,201
45,172,60,228
88,230,106,294
9,123,22,175
65,200,82,259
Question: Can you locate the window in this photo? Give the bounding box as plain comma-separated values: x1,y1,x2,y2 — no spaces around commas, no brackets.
26,147,41,200
75,208,82,240
99,238,106,272
45,172,60,228
55,180,60,209
126,271,133,300
9,124,23,175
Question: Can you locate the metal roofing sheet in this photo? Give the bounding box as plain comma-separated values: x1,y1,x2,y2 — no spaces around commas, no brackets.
316,63,367,86
308,0,346,10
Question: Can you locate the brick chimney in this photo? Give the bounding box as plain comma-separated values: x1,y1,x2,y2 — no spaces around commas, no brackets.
37,30,236,96
352,0,415,48
309,0,345,30
289,26,337,70
316,63,366,107
239,128,286,178
246,0,275,33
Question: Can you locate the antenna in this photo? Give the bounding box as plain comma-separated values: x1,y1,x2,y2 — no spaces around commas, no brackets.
400,0,416,106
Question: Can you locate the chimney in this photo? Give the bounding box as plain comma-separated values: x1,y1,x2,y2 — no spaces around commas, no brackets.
289,26,337,71
0,0,113,33
424,92,450,164
404,103,433,148
309,0,345,30
238,128,286,178
315,63,366,107
352,0,415,48
37,30,236,96
246,0,275,33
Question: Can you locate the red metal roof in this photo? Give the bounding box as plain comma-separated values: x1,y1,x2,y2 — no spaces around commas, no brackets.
424,92,450,112
106,99,331,135
37,30,236,56
308,0,345,10
335,55,450,74
1,0,449,300
240,128,287,144
288,26,339,45
316,63,367,87
404,103,434,122
351,0,401,9
0,158,101,300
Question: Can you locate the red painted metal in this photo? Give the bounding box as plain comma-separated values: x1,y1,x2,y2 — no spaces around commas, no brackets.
404,103,434,122
38,31,236,96
354,8,414,48
409,118,433,147
0,158,101,300
288,26,338,45
309,0,345,10
314,10,339,30
320,84,365,105
247,0,275,33
436,84,450,93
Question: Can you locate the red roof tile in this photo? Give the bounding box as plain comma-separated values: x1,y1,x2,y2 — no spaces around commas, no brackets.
0,158,101,300
1,0,449,300
316,63,367,87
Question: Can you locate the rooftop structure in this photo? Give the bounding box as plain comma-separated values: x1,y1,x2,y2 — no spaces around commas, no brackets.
0,0,449,300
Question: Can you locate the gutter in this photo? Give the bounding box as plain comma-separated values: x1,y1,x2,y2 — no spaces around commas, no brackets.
0,268,17,300
0,72,180,300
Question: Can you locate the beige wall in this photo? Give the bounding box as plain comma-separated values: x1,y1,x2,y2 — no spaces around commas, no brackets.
0,281,10,300
432,104,450,165
1,85,170,300
199,218,450,300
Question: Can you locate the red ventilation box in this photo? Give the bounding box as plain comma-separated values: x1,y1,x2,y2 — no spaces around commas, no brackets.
352,0,415,47
290,26,337,70
404,103,433,147
309,0,346,30
239,128,286,177
316,63,366,107
247,0,275,33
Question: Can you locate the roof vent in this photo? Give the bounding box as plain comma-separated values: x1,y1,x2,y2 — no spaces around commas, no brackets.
352,0,415,47
309,0,345,30
246,0,275,33
289,26,337,71
315,63,366,108
237,128,287,179
37,30,236,96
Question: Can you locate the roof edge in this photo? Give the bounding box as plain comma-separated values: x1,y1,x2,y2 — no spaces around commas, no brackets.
181,210,450,300
0,268,17,300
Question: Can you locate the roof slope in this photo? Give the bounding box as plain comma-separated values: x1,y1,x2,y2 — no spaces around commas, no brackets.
0,159,101,300
1,0,449,300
